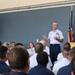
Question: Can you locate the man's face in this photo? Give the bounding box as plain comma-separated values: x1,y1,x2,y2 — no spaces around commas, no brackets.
11,43,15,47
52,22,58,30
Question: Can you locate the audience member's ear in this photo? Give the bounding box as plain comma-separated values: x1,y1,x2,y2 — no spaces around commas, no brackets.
67,55,71,60
27,60,30,66
71,71,74,75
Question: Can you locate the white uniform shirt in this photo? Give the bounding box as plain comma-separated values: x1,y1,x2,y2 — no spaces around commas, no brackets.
52,58,70,75
30,53,52,70
48,29,64,44
6,60,9,66
30,53,37,68
44,46,50,55
27,47,35,56
57,53,64,61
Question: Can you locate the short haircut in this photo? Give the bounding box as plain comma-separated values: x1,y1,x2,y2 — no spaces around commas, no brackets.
35,43,43,53
15,43,23,46
63,42,71,57
8,46,29,70
71,56,75,74
63,42,71,51
3,42,10,48
11,42,15,44
36,52,48,67
52,21,58,26
69,47,75,59
53,21,58,24
0,46,8,59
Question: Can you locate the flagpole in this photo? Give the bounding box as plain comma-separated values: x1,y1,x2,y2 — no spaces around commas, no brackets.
71,5,73,42
68,5,73,42
71,6,73,42
70,6,73,27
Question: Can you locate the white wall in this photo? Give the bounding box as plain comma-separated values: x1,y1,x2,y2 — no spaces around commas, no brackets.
0,0,69,9
0,0,74,13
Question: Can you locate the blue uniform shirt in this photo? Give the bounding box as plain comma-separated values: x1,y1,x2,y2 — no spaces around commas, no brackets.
0,61,11,74
29,64,55,75
57,64,72,75
10,71,29,75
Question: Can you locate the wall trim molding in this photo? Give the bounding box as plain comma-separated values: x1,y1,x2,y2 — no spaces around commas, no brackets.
0,0,75,13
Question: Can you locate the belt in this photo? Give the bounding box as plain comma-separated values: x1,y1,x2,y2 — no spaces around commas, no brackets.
50,44,60,45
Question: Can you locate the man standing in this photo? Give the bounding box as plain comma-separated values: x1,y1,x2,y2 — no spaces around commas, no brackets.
43,21,64,64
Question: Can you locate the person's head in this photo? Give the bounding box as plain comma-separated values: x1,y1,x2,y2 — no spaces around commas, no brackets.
3,42,10,51
0,46,8,61
36,52,48,67
63,42,71,51
69,47,75,61
62,42,71,58
52,21,58,30
29,42,34,48
39,40,46,49
11,42,15,48
8,46,29,73
71,56,75,75
35,43,44,53
15,43,23,46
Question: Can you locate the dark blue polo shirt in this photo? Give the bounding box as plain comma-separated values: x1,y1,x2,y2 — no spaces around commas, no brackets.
57,64,72,75
29,64,54,75
0,61,11,74
10,71,29,75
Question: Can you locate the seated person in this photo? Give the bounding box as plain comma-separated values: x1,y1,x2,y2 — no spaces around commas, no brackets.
71,56,75,75
57,52,64,61
52,42,71,75
3,42,11,66
39,40,50,56
8,46,29,75
3,42,10,52
29,52,54,75
27,42,35,57
0,46,11,74
15,43,23,46
10,42,15,49
57,42,71,61
57,47,75,75
39,40,52,68
30,43,52,70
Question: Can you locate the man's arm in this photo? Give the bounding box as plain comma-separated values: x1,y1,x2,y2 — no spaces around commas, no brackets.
56,38,64,43
57,31,64,43
54,36,64,43
43,35,50,43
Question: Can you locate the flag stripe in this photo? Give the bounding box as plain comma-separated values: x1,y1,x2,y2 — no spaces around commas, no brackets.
68,6,73,42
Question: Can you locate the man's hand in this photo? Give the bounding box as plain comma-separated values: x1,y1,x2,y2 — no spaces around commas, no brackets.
54,36,58,40
43,35,47,39
43,35,50,43
54,36,63,42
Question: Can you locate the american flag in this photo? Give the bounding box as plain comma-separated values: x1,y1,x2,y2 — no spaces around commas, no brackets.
68,6,73,42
